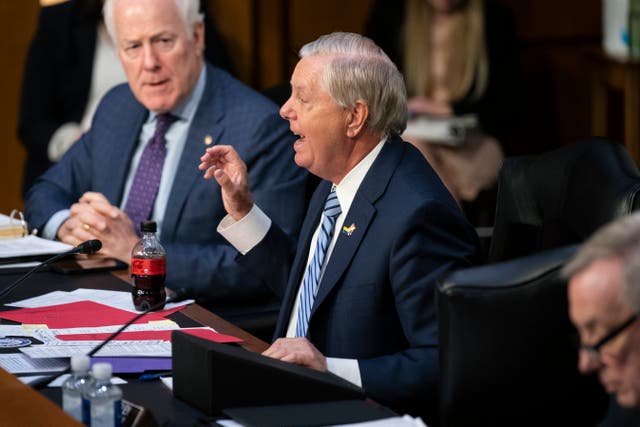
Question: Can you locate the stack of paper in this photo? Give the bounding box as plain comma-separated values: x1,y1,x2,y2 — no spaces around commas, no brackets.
0,289,241,384
0,236,73,268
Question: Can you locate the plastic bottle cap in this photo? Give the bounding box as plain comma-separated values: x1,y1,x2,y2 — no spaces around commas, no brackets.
140,221,157,233
70,355,90,372
92,362,113,380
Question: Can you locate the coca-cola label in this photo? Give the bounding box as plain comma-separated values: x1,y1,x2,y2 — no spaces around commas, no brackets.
131,258,166,275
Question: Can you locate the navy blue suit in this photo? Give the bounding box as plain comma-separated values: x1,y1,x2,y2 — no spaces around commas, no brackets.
25,64,308,315
240,135,478,420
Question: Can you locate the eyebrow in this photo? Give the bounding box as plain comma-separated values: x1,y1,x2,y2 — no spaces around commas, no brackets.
121,30,176,43
291,84,305,93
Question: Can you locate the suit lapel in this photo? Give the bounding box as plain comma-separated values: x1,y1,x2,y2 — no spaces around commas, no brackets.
310,137,405,316
290,181,332,284
161,65,225,240
103,99,147,205
274,180,331,337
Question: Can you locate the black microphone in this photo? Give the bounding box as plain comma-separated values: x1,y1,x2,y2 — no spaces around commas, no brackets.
0,239,103,303
30,288,193,390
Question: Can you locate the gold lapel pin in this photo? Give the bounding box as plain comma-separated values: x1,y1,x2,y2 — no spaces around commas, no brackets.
204,135,213,145
342,223,356,236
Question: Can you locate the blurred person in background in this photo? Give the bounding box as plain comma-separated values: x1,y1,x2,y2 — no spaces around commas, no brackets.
367,0,519,220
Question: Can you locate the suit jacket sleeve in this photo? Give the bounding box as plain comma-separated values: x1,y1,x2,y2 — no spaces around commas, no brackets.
24,129,96,232
358,198,477,417
236,218,298,301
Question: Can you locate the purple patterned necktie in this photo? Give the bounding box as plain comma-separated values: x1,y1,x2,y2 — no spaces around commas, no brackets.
124,113,177,234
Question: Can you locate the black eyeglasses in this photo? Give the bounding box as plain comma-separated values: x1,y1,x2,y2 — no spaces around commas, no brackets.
582,312,639,365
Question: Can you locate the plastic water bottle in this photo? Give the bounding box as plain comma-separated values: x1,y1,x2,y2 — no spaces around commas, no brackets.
131,220,166,311
85,362,122,427
61,355,94,422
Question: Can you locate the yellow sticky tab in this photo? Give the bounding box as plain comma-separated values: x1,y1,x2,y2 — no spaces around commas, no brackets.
22,324,49,331
147,320,178,326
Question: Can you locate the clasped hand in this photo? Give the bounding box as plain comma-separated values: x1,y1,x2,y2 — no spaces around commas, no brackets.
57,191,138,261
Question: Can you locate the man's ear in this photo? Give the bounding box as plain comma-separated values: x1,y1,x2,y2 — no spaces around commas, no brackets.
193,21,205,57
345,100,369,138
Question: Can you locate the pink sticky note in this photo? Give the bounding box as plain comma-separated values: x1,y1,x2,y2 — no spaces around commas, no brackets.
181,328,243,343
0,301,171,329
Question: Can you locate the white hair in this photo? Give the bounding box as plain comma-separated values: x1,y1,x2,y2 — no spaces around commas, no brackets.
562,212,640,311
103,0,203,42
299,32,408,137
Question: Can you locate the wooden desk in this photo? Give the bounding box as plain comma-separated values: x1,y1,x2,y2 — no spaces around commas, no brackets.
589,48,640,164
0,268,269,425
0,368,83,426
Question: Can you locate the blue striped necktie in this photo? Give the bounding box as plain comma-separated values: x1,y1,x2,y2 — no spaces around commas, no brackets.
296,188,342,337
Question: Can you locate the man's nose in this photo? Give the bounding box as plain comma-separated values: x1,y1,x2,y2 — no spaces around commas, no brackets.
280,98,294,120
578,348,600,374
142,44,160,69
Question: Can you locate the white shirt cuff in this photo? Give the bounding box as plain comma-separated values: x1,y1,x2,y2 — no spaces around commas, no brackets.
217,204,271,255
48,122,82,162
326,357,362,388
43,209,70,240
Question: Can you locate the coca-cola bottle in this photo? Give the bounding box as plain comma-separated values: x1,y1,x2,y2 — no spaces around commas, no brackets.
130,221,166,311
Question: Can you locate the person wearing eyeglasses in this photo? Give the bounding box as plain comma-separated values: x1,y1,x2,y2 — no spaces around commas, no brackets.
563,212,640,410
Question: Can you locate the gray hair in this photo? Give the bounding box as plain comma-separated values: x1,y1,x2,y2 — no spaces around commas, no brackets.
562,212,640,311
299,32,408,137
103,0,203,42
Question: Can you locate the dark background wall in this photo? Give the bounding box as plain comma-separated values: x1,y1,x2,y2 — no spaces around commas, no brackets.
2,0,604,215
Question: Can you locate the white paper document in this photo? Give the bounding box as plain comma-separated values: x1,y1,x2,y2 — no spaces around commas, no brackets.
0,235,73,259
49,322,180,335
8,288,194,313
20,340,172,358
0,261,40,270
403,114,478,145
0,353,68,375
332,415,427,427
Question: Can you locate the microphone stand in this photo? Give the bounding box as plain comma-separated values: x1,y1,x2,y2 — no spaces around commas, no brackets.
30,289,190,390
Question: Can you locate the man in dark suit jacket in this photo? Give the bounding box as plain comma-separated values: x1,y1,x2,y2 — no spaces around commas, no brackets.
18,0,233,196
24,0,307,315
199,32,478,422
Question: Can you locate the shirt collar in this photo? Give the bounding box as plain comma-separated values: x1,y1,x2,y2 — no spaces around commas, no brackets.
148,66,206,123
334,137,387,216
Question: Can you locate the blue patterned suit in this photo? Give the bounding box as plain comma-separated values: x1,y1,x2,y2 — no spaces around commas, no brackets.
25,64,307,314
239,135,478,421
